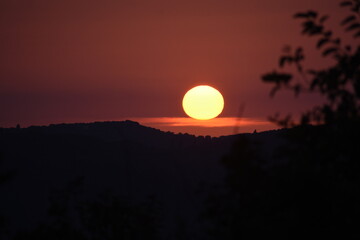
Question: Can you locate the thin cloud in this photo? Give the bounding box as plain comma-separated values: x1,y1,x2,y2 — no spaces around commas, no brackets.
133,117,272,128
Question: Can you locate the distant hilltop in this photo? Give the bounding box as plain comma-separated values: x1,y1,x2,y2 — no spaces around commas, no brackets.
0,119,290,239
0,120,240,152
1,119,284,138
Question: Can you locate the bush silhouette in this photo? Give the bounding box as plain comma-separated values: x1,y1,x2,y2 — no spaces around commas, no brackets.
262,0,360,127
204,1,360,239
13,179,161,240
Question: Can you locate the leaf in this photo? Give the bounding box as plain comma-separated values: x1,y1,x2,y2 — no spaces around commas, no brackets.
301,114,310,125
346,23,360,31
307,11,318,18
354,4,360,12
279,56,293,67
302,20,315,28
308,26,323,35
322,47,338,56
277,115,293,128
295,47,304,61
302,21,316,34
262,72,293,84
317,38,330,48
294,11,317,19
294,13,310,18
353,31,360,38
341,15,356,25
324,31,332,37
340,1,353,7
295,47,303,56
270,86,280,97
319,15,329,23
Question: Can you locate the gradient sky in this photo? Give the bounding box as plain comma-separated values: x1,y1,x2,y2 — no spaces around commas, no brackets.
0,0,352,135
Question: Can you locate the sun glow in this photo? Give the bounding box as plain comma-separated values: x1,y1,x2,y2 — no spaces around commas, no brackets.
182,85,224,120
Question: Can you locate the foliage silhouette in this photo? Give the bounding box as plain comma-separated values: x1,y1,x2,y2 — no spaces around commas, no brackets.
262,0,360,127
204,1,360,239
205,127,360,239
0,154,15,240
78,193,161,240
13,178,161,240
1,121,234,240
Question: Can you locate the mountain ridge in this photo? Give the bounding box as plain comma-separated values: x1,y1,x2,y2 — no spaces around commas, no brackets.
0,120,286,239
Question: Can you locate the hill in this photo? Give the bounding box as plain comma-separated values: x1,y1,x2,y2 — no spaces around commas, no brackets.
0,121,286,239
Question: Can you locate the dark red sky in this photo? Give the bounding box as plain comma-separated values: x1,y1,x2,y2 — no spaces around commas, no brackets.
0,0,351,133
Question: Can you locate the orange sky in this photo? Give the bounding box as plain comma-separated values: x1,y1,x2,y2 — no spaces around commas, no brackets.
0,0,352,135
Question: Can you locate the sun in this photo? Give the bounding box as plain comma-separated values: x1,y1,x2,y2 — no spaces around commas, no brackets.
182,85,224,120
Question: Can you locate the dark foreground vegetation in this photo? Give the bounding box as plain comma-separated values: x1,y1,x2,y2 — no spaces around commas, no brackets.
1,120,359,239
0,121,237,240
1,0,360,239
205,123,360,239
206,0,360,238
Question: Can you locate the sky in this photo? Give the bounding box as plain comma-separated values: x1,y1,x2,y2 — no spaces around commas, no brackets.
0,0,351,136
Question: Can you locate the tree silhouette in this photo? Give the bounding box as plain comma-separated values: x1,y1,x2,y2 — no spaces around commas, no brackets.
13,179,161,240
0,154,15,240
78,193,161,240
204,1,360,239
262,0,360,127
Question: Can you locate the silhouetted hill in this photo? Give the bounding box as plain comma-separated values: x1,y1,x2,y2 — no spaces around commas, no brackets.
0,121,287,239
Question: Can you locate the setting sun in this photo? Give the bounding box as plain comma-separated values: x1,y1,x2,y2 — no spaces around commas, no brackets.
182,85,224,120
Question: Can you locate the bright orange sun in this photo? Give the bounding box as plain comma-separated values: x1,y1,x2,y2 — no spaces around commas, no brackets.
182,85,224,120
